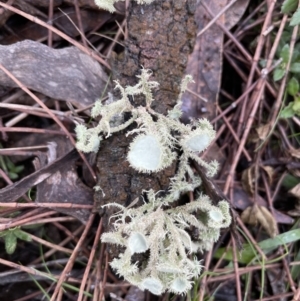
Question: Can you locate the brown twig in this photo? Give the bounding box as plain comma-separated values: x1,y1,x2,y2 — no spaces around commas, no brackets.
49,213,95,301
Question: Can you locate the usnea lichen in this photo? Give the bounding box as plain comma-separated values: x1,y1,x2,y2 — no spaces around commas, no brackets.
75,68,232,295
101,191,231,295
94,0,155,13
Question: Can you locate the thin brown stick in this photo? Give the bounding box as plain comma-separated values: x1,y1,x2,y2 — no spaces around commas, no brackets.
0,202,93,209
232,234,242,301
198,248,213,301
27,233,73,254
30,225,85,265
49,213,95,301
99,251,109,301
47,0,54,47
197,0,238,37
78,219,103,301
74,0,88,48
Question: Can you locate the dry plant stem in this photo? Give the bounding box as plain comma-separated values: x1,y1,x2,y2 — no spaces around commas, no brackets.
224,52,248,82
13,290,43,301
237,1,276,135
57,288,63,301
53,222,90,257
257,293,295,301
48,0,54,47
0,202,93,209
0,145,48,153
0,215,76,225
0,2,110,69
186,88,208,102
24,216,76,225
0,102,78,118
293,288,300,301
105,18,126,59
0,127,70,136
224,11,288,193
93,240,105,301
5,208,43,223
257,14,288,120
0,257,81,283
0,63,96,180
217,106,251,161
0,168,12,184
211,260,300,281
212,80,258,123
260,173,290,284
28,232,73,254
223,1,266,52
237,216,266,261
30,225,85,265
270,16,298,126
281,249,297,293
197,0,238,37
271,171,286,203
261,173,277,226
74,0,88,49
78,219,103,301
254,150,260,208
223,84,263,194
98,251,109,301
231,234,242,301
5,102,42,127
201,1,254,68
210,242,232,274
49,213,95,301
198,248,213,301
0,211,57,231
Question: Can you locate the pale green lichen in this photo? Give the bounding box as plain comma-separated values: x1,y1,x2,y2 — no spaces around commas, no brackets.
101,191,231,295
75,67,232,295
94,0,156,13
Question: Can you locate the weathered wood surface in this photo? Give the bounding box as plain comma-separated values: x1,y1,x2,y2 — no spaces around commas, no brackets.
0,40,108,107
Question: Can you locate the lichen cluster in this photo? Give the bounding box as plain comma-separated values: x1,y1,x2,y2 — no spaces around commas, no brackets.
94,0,155,13
101,191,231,295
75,68,232,295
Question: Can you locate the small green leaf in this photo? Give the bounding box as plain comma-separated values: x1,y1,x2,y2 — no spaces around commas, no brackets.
290,62,300,73
292,96,300,111
280,44,290,63
13,165,24,174
259,59,267,68
14,230,31,242
280,102,295,118
281,0,298,14
288,77,299,96
273,68,285,81
5,232,17,254
282,174,300,190
0,230,8,238
290,8,300,26
8,172,18,180
214,229,300,264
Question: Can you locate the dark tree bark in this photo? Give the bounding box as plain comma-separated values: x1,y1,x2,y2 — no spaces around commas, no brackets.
94,0,197,251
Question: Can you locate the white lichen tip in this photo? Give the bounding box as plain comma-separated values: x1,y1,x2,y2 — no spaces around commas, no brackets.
141,277,164,295
127,134,174,172
128,232,149,254
94,0,156,13
169,277,192,295
75,124,101,153
182,120,216,153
